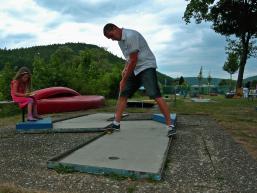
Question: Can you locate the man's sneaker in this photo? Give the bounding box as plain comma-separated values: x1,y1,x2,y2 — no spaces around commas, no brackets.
167,124,176,137
107,123,120,131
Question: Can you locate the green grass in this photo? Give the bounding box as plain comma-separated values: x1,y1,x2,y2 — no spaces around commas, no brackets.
54,164,75,174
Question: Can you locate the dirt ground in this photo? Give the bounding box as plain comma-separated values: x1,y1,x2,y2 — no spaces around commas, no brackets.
0,112,257,193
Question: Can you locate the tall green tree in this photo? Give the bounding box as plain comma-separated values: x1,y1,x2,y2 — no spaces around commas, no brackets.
68,50,92,93
32,55,49,89
197,66,203,85
223,52,239,89
49,46,76,86
0,63,14,100
179,76,185,85
207,72,212,85
207,72,212,94
183,0,257,94
197,66,203,94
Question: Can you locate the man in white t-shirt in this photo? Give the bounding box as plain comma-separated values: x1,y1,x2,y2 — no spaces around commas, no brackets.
103,23,175,137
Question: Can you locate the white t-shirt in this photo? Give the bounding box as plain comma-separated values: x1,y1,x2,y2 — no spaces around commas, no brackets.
118,28,157,75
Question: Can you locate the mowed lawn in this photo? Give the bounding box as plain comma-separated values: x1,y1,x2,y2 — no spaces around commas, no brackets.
169,95,257,160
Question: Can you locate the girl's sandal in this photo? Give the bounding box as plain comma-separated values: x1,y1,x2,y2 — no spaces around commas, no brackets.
34,116,43,120
27,118,37,121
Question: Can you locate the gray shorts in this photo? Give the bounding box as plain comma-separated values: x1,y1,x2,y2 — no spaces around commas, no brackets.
121,68,161,99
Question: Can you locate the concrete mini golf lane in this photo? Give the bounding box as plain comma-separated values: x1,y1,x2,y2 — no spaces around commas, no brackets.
48,119,173,180
52,113,114,132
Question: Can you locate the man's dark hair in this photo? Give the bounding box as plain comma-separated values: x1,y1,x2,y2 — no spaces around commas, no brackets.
103,23,117,36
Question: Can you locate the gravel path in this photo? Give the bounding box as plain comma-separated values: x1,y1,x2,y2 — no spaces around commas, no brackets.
0,113,257,193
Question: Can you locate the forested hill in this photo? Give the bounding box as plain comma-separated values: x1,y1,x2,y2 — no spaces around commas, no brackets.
0,42,124,70
184,76,257,86
0,43,173,100
244,75,257,82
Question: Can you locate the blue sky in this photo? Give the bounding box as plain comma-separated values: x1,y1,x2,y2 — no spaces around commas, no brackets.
0,0,256,79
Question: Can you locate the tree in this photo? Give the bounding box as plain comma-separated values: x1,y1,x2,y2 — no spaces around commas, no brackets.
207,72,212,85
0,43,128,98
32,55,49,89
69,50,92,93
226,37,257,59
207,72,212,94
183,0,257,95
223,52,239,91
179,78,190,98
197,66,203,94
252,79,257,89
179,76,185,85
0,63,14,100
49,46,76,87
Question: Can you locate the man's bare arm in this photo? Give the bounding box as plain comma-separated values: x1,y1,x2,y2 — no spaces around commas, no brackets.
119,51,138,91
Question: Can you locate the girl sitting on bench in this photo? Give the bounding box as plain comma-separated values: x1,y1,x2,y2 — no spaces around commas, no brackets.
11,66,42,121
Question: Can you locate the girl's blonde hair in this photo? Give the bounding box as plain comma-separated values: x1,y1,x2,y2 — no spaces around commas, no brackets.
13,66,32,90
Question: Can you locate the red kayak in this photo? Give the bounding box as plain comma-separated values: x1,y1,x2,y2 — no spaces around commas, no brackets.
33,87,105,114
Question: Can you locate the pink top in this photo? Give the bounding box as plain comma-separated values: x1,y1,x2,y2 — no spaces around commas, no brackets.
11,80,33,109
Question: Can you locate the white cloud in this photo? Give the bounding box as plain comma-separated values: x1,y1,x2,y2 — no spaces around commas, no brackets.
0,0,256,79
0,0,61,48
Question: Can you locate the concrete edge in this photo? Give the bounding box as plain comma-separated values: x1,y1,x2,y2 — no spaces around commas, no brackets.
158,137,173,180
52,113,91,123
47,161,161,180
16,128,53,134
52,128,106,133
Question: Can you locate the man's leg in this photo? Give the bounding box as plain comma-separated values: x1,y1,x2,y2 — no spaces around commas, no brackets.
140,68,172,126
109,78,137,131
155,97,172,126
140,68,176,136
114,96,128,122
155,97,176,137
112,73,139,126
